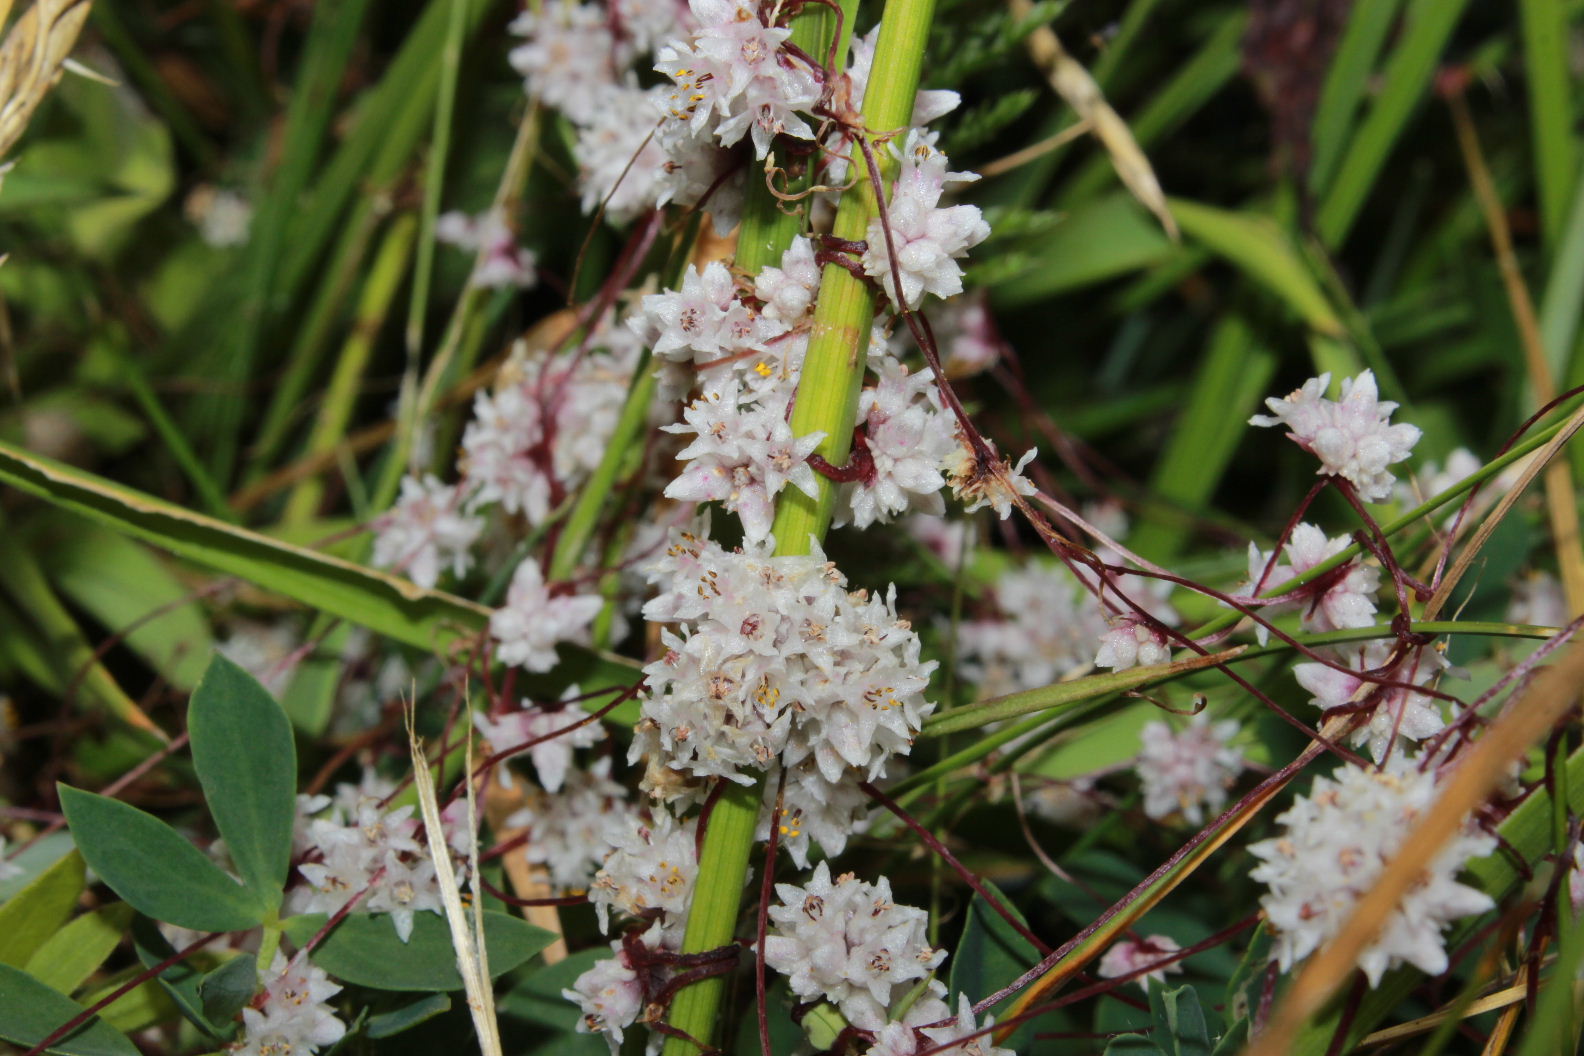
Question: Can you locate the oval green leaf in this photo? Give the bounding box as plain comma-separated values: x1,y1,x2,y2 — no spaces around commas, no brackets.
188,654,296,912
57,785,263,933
0,962,139,1056
282,910,556,991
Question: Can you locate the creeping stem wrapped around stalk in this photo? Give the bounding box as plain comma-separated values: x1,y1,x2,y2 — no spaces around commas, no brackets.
659,0,939,1052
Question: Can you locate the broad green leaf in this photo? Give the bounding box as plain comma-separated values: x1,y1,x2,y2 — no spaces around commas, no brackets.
29,514,215,689
0,851,85,967
129,915,232,1040
0,831,75,902
25,903,135,994
197,953,258,1026
57,785,263,933
949,883,1038,1049
0,963,139,1056
188,655,296,911
283,911,557,991
1147,982,1212,1056
367,993,453,1038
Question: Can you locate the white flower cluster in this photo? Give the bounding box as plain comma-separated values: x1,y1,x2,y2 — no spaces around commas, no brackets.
1249,755,1494,986
371,475,483,589
502,758,634,891
285,775,471,942
763,862,944,1030
1244,522,1380,642
863,131,991,311
1136,711,1244,824
1250,370,1421,502
1294,641,1449,762
435,209,538,289
490,560,606,674
233,952,347,1056
475,691,606,793
563,927,655,1050
587,808,699,942
634,529,935,857
959,563,1109,695
864,993,1017,1056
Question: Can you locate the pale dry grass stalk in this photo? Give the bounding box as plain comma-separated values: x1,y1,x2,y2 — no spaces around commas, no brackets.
0,0,92,159
408,711,503,1056
1009,0,1177,239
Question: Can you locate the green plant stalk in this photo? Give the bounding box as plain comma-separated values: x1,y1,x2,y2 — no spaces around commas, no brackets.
283,213,419,526
405,0,467,361
662,2,934,1051
107,345,234,522
1520,0,1575,250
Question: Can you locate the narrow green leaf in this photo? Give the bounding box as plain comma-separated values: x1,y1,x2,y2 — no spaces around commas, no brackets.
0,441,644,710
57,785,262,934
0,963,139,1056
988,193,1172,306
188,655,296,911
197,953,258,1026
282,911,557,991
1169,198,1343,337
25,903,135,994
0,851,86,967
1132,315,1277,560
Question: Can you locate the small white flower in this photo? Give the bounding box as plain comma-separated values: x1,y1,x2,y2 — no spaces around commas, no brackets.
490,560,605,673
1509,571,1567,629
589,810,697,943
1293,642,1449,762
563,933,652,1051
234,952,346,1056
763,862,945,1031
574,85,669,224
435,209,537,289
1097,934,1183,990
474,691,605,793
1094,619,1171,672
958,562,1107,695
509,2,624,123
862,131,990,310
1249,754,1495,986
865,992,1017,1056
1136,712,1244,824
843,357,956,528
371,474,483,588
1250,371,1421,502
1244,523,1380,641
502,758,632,891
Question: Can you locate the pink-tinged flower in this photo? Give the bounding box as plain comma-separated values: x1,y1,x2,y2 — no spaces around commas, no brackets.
1244,522,1379,641
490,560,605,673
762,862,944,1031
508,1,623,123
473,692,605,792
1098,934,1184,990
1136,711,1244,824
435,209,537,289
1094,618,1171,672
564,934,651,1050
1250,371,1421,502
1294,641,1449,762
371,474,482,588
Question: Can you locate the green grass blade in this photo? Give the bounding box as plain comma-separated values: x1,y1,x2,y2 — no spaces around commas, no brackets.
1309,0,1404,194
1130,315,1277,560
1521,0,1576,249
1316,0,1473,248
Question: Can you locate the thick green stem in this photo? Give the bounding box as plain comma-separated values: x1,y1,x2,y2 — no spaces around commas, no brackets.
660,1,936,1052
